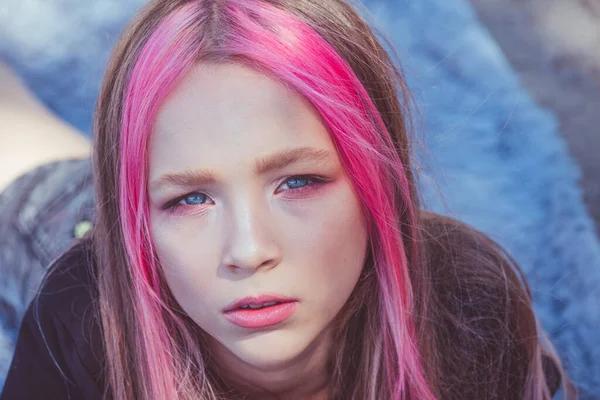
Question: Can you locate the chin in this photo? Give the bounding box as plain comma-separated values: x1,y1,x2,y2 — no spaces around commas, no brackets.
229,328,314,371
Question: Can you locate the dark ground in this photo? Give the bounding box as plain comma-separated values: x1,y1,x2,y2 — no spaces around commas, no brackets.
470,0,600,236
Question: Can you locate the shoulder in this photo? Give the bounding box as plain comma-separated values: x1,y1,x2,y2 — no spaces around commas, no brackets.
34,238,104,378
419,210,527,304
418,211,562,399
2,239,104,399
36,238,98,316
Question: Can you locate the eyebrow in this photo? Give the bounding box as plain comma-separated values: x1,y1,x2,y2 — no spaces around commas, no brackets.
149,147,334,191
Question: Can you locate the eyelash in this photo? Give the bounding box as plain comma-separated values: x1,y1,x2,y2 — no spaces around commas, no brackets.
163,175,328,212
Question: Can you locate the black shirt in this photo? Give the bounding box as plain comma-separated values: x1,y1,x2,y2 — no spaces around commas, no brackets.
1,241,104,400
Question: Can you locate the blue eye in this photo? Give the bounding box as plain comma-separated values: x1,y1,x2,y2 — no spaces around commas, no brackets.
177,193,211,206
278,175,325,192
164,175,327,211
284,177,310,189
163,192,213,212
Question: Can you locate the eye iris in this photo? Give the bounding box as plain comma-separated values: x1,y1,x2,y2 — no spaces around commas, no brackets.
180,194,206,205
287,178,309,189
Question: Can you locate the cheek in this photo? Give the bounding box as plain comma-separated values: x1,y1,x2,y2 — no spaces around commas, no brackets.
286,187,368,308
149,214,221,318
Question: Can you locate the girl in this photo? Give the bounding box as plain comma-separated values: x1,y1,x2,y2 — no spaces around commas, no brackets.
0,0,574,398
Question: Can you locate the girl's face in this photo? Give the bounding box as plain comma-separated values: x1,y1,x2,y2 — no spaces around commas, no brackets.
148,63,368,387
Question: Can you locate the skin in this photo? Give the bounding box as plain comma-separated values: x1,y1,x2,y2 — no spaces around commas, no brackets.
0,62,89,193
148,63,368,399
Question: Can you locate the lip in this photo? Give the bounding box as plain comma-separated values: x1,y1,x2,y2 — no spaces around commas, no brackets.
222,294,298,329
223,294,297,313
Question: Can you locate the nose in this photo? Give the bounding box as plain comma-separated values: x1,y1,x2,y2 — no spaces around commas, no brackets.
221,199,281,273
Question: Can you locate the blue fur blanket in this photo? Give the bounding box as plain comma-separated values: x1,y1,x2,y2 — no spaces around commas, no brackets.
1,0,599,396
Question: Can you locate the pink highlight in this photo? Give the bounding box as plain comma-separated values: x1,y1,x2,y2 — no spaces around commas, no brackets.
119,3,206,398
118,1,435,398
225,2,431,397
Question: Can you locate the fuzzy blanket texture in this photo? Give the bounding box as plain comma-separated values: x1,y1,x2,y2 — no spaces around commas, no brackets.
1,0,599,397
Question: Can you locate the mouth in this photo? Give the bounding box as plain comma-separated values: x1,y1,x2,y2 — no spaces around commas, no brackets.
223,295,298,329
237,301,285,309
223,294,297,312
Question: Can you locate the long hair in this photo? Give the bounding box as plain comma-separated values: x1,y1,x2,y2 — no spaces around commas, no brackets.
91,0,573,399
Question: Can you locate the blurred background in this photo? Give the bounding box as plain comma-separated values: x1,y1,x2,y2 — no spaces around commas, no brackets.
0,0,599,398
471,0,600,237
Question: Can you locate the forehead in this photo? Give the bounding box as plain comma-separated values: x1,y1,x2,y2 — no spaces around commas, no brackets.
149,63,335,178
